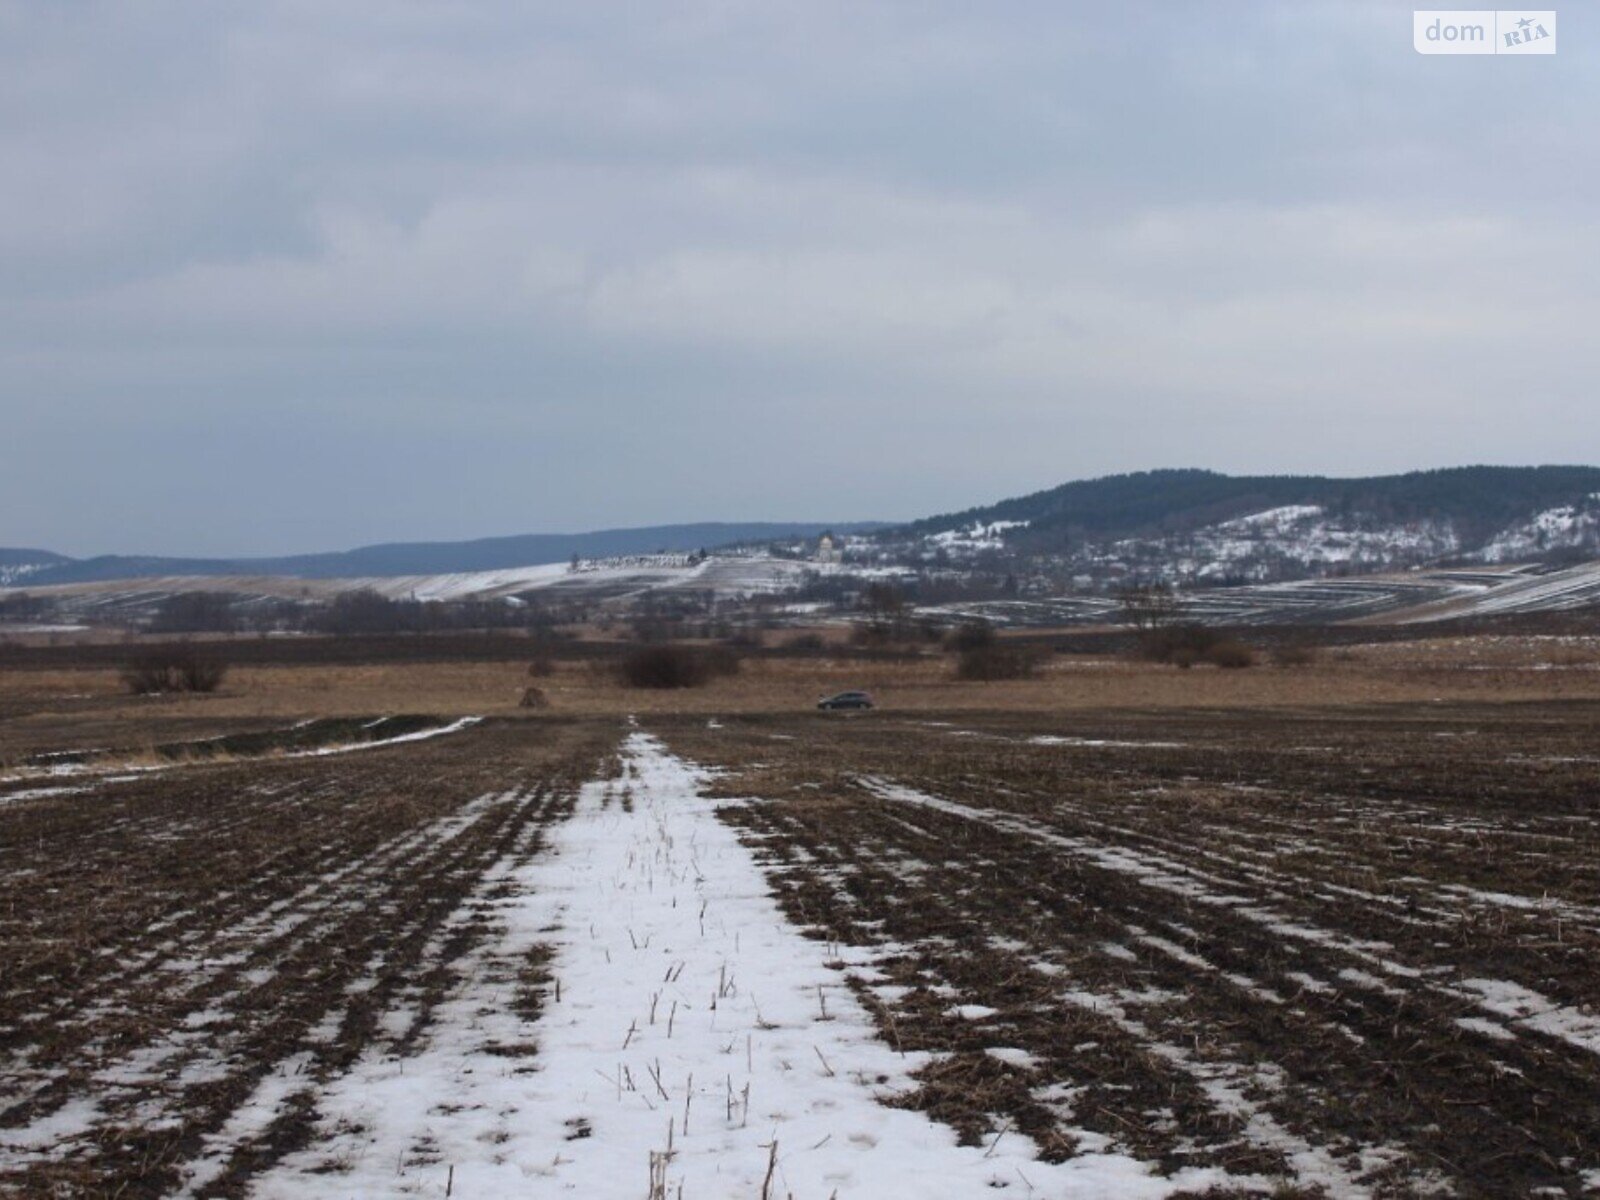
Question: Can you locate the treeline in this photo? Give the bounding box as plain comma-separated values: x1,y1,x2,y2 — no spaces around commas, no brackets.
308,590,556,636
0,592,57,621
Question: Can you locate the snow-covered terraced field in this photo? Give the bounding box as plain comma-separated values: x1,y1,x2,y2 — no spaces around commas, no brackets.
1389,558,1600,622
7,553,834,622
917,574,1475,628
921,560,1600,628
11,546,1599,636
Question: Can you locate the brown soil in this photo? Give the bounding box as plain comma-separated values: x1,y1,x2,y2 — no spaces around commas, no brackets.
656,702,1600,1198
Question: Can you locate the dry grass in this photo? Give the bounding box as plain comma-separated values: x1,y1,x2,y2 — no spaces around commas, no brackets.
468,643,1600,713
4,635,1600,753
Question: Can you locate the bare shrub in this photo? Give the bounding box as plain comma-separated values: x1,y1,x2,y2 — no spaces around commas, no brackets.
699,645,742,679
786,632,826,653
1270,642,1320,668
1135,623,1253,669
955,643,1040,681
519,685,548,709
857,582,912,643
1205,639,1256,669
1118,584,1181,631
528,652,556,677
121,645,228,695
850,622,894,648
944,620,996,653
1138,623,1219,664
121,659,166,696
618,644,740,689
621,646,704,689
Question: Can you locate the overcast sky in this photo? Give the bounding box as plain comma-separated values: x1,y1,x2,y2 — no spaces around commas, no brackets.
3,1,1595,556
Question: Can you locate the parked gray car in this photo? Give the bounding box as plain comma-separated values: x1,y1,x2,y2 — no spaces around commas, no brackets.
817,691,874,711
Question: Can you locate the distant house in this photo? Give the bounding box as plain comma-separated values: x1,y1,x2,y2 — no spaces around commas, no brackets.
815,532,842,565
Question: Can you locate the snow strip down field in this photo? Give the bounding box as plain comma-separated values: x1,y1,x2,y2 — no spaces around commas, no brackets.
250,733,1221,1198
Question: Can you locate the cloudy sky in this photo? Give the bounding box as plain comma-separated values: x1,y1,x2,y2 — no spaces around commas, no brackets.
3,2,1595,556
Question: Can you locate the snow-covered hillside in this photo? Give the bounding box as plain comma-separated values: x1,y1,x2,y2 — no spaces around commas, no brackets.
1477,495,1600,562
0,563,46,588
926,519,1029,554
879,496,1600,589
0,556,64,588
1107,505,1460,582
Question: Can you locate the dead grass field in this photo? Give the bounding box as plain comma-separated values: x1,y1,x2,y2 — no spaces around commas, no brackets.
4,633,1600,748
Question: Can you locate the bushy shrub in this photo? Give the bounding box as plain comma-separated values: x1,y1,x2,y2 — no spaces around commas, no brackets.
955,643,1040,681
121,645,228,695
1204,639,1256,669
618,644,740,689
699,645,742,679
786,632,826,653
1138,623,1219,664
849,622,894,647
1137,623,1254,668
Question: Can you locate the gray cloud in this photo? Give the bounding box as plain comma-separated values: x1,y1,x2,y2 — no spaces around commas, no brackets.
2,1,1596,555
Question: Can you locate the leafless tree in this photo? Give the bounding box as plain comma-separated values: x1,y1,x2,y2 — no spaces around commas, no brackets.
1117,584,1182,631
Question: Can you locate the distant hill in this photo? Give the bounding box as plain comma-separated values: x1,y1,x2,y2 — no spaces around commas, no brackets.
4,523,884,587
0,548,73,587
903,466,1600,548
7,466,1600,594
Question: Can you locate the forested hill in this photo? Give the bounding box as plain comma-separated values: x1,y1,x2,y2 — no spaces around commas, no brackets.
901,466,1600,549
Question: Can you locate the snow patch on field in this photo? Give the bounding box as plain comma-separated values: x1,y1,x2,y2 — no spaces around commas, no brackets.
0,784,90,805
1455,1017,1515,1042
1030,735,1187,750
1456,980,1600,1057
252,734,1233,1198
0,718,482,789
295,716,482,757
